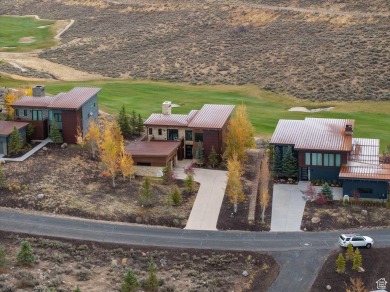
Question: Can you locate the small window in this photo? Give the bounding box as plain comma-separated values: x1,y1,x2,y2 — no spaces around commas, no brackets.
335,154,341,166
15,109,19,117
329,154,335,166
357,188,373,194
324,154,329,166
312,153,317,166
195,133,203,142
32,110,42,121
148,128,153,135
305,153,310,166
23,110,28,116
185,130,193,141
158,129,162,135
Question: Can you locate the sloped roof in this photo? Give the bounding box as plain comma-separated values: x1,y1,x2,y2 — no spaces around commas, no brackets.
270,118,354,151
144,104,235,129
340,164,390,180
125,141,181,157
12,87,101,110
0,121,29,136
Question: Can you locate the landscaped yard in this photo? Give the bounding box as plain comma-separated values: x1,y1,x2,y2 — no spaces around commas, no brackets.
0,231,280,291
0,144,198,228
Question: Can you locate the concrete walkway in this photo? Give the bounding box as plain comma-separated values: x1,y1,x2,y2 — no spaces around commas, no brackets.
174,160,227,231
0,138,51,162
271,181,308,232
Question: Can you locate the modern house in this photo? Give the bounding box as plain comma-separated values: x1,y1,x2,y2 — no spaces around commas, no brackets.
0,121,29,155
270,118,389,199
11,85,100,144
126,102,235,167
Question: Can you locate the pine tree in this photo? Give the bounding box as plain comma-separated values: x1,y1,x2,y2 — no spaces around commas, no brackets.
49,119,62,144
162,165,176,185
121,270,139,292
130,110,137,135
272,146,283,176
16,241,36,266
208,146,219,168
118,105,132,139
137,113,143,136
335,253,346,274
352,248,362,271
170,187,183,206
0,165,7,189
195,143,205,166
0,244,7,270
184,174,194,194
26,124,35,142
321,182,333,201
346,243,354,261
144,258,159,292
138,178,156,207
282,146,298,178
8,126,23,154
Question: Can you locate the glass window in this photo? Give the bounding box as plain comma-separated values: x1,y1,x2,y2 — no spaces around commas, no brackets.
357,188,373,194
32,110,42,121
329,154,334,166
167,129,179,140
335,154,341,166
158,129,162,135
195,133,203,142
54,113,62,122
15,109,19,117
317,153,322,165
23,110,27,116
185,130,193,141
324,154,329,166
148,128,152,135
305,153,310,166
312,153,317,166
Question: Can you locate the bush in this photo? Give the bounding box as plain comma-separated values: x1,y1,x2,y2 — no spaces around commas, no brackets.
0,244,7,271
143,258,159,292
76,268,93,281
121,270,139,292
16,241,36,266
15,269,38,288
184,174,194,194
138,178,156,208
170,187,183,206
315,194,328,205
321,182,333,201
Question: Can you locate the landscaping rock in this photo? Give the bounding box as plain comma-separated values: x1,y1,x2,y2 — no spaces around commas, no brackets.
111,259,118,268
121,258,127,267
242,270,248,277
311,217,321,224
61,143,67,149
36,193,44,200
42,147,48,151
358,267,365,272
326,284,331,290
361,209,368,216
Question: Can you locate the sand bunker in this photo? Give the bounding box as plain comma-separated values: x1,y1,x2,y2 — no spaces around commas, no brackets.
19,37,36,43
289,106,334,112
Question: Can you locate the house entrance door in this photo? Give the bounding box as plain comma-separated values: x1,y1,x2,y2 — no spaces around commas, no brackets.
301,167,309,181
185,145,193,159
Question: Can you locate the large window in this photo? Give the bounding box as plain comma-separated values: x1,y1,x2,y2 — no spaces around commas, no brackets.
335,154,341,166
195,133,203,142
306,152,340,167
32,110,42,121
54,113,62,122
305,153,310,166
167,129,179,140
185,130,193,141
311,153,322,166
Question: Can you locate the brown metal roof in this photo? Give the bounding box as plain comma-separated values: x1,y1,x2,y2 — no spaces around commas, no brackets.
0,121,29,136
350,138,380,164
144,113,193,127
188,104,235,129
125,141,181,157
12,96,57,108
48,87,101,109
270,118,354,151
339,164,390,180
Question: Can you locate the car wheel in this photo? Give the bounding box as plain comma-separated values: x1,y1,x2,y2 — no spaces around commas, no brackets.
366,243,372,249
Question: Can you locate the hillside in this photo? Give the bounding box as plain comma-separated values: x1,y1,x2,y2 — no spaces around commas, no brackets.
0,0,389,101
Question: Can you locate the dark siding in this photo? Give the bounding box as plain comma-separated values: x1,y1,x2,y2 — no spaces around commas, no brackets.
343,179,388,199
62,110,81,144
308,167,341,182
203,129,221,159
28,120,48,140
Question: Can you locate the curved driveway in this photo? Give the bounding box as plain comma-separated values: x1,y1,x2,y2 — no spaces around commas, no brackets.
1,208,389,291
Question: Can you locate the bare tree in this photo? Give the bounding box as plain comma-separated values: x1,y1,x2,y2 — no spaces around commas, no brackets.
259,154,270,223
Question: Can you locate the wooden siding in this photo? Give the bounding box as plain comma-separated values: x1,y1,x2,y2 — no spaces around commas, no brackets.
62,110,81,144
28,120,48,140
203,129,221,159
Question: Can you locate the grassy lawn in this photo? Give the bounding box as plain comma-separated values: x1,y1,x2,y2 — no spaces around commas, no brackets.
2,77,390,150
0,16,56,52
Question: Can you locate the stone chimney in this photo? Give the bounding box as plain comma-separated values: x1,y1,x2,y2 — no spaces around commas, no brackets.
162,101,171,115
32,85,45,97
345,124,353,136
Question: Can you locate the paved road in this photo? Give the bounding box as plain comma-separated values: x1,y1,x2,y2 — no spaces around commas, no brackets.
1,208,389,291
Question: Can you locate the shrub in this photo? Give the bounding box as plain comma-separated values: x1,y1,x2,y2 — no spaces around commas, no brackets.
16,241,36,266
335,253,345,274
321,182,333,201
121,270,139,292
170,187,183,206
138,178,156,208
184,174,194,194
0,244,7,271
15,269,38,288
352,248,362,271
76,268,93,281
346,243,354,261
162,165,176,185
143,258,159,292
352,190,360,201
315,194,328,205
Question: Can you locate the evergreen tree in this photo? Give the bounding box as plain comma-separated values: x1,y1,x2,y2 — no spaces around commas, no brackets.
138,178,156,207
162,165,176,185
16,241,36,266
121,270,139,292
26,124,35,142
118,105,132,138
272,146,283,176
144,258,159,292
8,126,23,154
137,113,143,136
0,165,8,189
208,146,219,168
282,146,298,178
195,143,204,166
130,110,137,134
170,187,183,206
184,174,194,194
0,244,7,270
321,182,333,201
335,253,346,274
346,243,354,261
352,248,362,271
49,119,62,144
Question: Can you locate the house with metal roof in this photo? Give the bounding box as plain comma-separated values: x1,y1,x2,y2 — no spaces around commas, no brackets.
270,118,389,199
11,85,100,144
0,121,29,156
134,102,235,166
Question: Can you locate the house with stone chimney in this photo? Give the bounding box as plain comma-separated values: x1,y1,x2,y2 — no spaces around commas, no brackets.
270,118,389,199
125,102,235,167
11,85,100,144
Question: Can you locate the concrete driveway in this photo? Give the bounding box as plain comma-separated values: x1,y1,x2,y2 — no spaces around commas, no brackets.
271,182,308,232
174,161,227,231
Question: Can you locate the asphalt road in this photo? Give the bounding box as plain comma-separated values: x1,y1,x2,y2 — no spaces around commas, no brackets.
1,208,389,291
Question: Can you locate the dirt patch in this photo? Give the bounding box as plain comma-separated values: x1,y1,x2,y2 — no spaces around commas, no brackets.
1,144,199,228
311,247,390,291
0,231,280,292
301,201,390,231
18,36,36,44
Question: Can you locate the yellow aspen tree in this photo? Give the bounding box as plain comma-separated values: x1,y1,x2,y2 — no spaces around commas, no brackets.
226,153,245,213
235,104,255,149
24,86,33,96
4,90,21,119
99,120,123,188
259,154,270,223
120,152,135,181
85,119,101,159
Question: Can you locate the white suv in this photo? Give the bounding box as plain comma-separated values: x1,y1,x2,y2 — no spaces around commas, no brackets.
339,234,374,249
